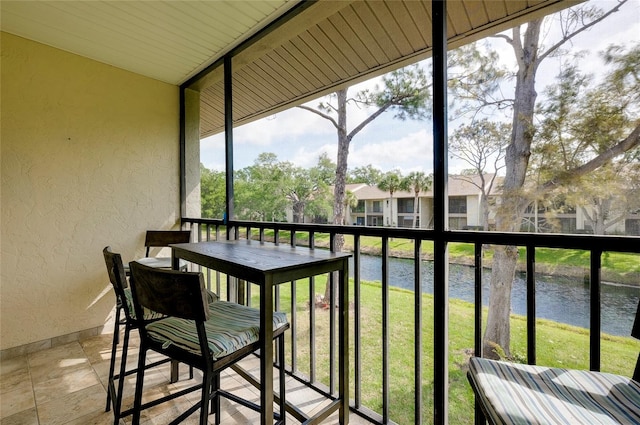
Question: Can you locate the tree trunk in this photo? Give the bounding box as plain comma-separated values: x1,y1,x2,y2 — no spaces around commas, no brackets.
481,194,490,231
484,245,518,357
292,202,304,223
483,20,541,359
325,89,349,302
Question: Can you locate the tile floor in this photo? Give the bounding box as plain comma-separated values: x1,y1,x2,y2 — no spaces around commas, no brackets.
0,332,373,425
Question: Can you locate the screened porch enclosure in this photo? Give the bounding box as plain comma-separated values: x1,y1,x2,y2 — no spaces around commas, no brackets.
181,1,640,424
2,0,639,424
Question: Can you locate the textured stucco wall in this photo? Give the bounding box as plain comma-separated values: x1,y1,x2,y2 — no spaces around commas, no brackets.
1,33,180,350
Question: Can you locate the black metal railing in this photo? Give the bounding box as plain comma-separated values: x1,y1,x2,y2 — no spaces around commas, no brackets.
181,217,640,425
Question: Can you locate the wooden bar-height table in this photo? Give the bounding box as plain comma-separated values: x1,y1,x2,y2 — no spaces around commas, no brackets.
171,240,351,425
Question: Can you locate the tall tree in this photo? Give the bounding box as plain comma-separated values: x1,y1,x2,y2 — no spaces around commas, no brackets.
348,164,384,185
402,171,433,228
284,155,335,223
449,119,509,230
200,164,226,219
299,65,431,301
481,1,640,358
298,64,431,250
533,46,640,235
235,153,289,222
377,170,404,227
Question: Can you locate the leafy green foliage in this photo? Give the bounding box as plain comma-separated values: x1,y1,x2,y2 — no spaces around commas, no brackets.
533,43,640,234
200,163,225,218
348,164,383,185
222,153,336,223
377,169,404,195
368,64,431,121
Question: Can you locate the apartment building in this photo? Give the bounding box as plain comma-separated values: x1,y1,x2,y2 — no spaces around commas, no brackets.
346,174,640,235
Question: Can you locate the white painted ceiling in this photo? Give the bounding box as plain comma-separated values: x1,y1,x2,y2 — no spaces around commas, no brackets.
1,0,295,85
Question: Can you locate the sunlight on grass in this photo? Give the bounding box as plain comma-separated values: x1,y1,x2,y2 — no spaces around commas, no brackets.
284,280,638,424
195,239,639,424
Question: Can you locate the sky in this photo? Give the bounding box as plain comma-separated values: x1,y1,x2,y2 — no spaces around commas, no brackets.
200,0,640,175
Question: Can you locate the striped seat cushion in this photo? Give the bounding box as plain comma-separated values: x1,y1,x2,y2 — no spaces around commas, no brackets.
123,288,165,321
468,357,640,425
123,287,218,320
146,301,288,359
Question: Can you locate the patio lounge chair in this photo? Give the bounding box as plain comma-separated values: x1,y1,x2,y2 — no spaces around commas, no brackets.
467,298,640,424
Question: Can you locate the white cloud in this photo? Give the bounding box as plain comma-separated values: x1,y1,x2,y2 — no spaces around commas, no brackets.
351,129,431,171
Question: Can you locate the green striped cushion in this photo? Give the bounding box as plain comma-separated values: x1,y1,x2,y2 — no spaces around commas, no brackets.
468,357,640,425
146,301,288,359
123,288,165,321
123,287,218,320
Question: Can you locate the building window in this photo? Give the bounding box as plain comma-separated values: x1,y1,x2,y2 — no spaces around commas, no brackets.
449,197,467,214
449,217,467,230
397,198,414,213
559,218,577,233
368,216,382,226
354,200,365,213
401,217,417,228
372,201,382,213
626,219,640,236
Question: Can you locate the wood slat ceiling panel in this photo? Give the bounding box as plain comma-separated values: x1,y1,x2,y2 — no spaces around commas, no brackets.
200,87,224,130
402,2,433,51
462,1,491,29
392,2,430,52
290,35,343,83
353,2,403,61
199,0,577,138
234,67,279,106
2,0,578,139
367,1,415,57
327,12,379,70
229,84,256,118
316,17,369,74
336,5,392,66
261,51,311,94
299,29,352,80
506,1,533,16
278,42,326,88
253,58,299,100
485,0,509,22
447,1,474,35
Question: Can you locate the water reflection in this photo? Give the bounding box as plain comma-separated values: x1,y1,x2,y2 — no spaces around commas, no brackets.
351,255,640,336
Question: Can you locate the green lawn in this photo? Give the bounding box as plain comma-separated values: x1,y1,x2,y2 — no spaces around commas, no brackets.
212,274,639,424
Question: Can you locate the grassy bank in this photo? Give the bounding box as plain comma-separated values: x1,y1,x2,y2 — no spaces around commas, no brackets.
230,275,639,424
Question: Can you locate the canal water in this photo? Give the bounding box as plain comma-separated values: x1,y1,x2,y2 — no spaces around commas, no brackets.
351,255,640,336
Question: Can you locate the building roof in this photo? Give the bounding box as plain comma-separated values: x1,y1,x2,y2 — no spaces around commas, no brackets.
346,174,503,200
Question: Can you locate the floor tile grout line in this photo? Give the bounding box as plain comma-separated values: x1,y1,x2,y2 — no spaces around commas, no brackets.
25,349,40,425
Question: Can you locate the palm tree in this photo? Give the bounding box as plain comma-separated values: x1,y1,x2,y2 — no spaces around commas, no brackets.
403,171,433,228
377,170,404,227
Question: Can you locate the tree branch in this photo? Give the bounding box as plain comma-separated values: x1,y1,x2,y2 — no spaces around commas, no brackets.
604,212,628,231
297,105,339,130
490,34,513,45
538,0,627,63
348,104,391,140
512,25,525,69
538,122,640,194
